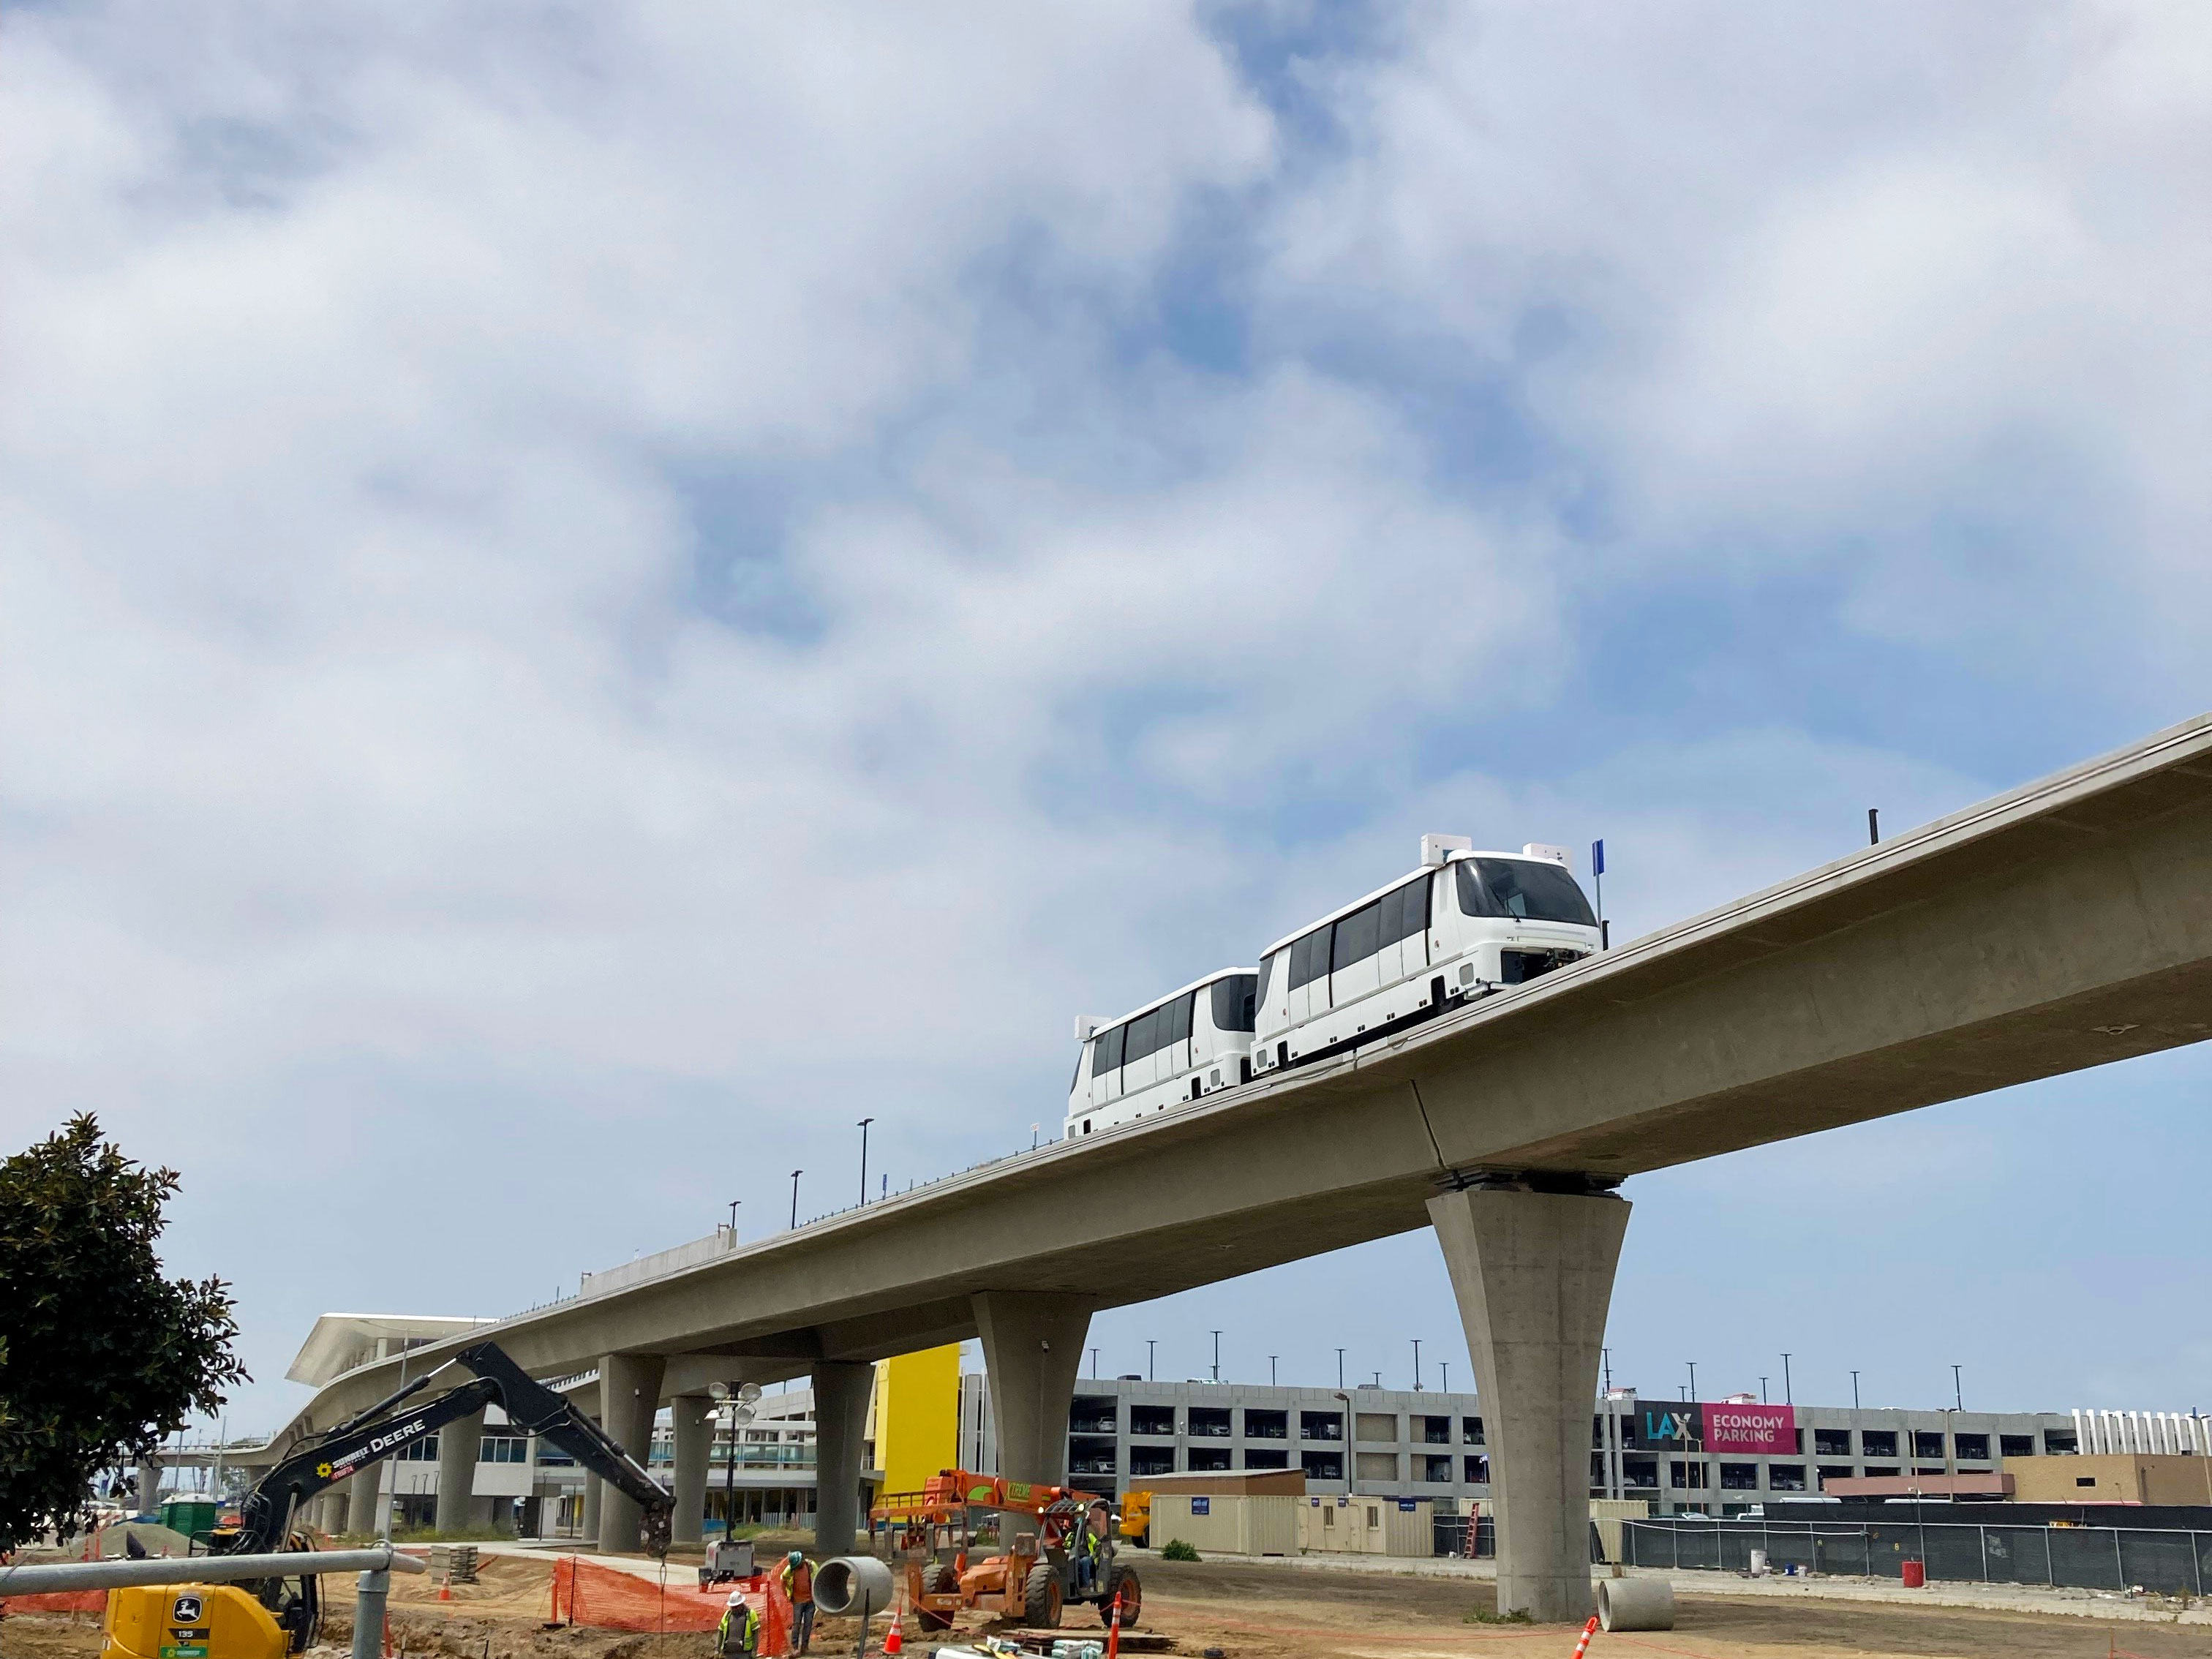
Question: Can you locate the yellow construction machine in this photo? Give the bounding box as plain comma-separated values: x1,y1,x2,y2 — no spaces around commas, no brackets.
90,1341,671,1659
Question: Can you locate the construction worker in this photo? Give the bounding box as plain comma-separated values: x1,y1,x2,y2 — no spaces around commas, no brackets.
780,1549,816,1654
718,1590,759,1659
1071,1501,1109,1595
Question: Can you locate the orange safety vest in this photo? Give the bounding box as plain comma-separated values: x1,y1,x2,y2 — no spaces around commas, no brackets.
781,1559,813,1604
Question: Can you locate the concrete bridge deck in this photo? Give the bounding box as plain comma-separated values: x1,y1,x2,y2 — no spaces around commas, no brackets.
268,712,2212,1622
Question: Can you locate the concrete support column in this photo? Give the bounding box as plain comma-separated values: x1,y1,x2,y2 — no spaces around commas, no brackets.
1428,1181,1630,1626
971,1291,1091,1490
582,1473,601,1543
810,1361,874,1558
323,1490,350,1535
137,1462,162,1516
349,1463,385,1539
434,1409,485,1534
671,1396,712,1546
598,1353,668,1555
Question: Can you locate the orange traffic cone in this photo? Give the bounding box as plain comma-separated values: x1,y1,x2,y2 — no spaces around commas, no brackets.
884,1607,904,1657
1570,1614,1598,1658
438,1570,453,1602
1105,1590,1122,1659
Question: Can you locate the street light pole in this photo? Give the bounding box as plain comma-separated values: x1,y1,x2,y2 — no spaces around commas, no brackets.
1781,1353,1793,1405
789,1170,802,1229
1336,1349,1345,1390
1687,1361,1698,1402
1211,1331,1222,1383
1412,1339,1423,1392
1146,1339,1156,1382
1269,1355,1278,1387
1952,1364,1964,1412
857,1118,874,1205
1851,1371,1861,1411
727,1200,741,1238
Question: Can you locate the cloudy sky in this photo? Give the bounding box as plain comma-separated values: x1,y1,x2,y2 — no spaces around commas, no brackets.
5,1,2209,1433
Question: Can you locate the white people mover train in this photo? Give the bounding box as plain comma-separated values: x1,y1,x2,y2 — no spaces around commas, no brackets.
1066,836,1600,1140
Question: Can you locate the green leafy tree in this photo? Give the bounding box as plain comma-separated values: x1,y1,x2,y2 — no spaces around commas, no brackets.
0,1115,248,1549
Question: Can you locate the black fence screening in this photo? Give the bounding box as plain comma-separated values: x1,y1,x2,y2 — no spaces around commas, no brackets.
1431,1514,1496,1557
1622,1519,2212,1598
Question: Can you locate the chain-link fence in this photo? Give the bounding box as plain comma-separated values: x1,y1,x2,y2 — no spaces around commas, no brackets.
1622,1518,2212,1598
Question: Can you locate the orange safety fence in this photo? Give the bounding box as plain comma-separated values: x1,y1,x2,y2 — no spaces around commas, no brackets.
549,1557,794,1653
1,1590,108,1613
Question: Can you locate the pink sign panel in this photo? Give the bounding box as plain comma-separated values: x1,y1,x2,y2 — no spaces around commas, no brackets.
1701,1402,1797,1455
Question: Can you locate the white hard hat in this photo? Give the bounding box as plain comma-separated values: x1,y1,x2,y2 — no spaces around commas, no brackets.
726,1590,748,1607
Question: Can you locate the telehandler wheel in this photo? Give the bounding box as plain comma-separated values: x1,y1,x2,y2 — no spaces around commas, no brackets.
1023,1562,1062,1628
1097,1567,1140,1627
917,1565,956,1632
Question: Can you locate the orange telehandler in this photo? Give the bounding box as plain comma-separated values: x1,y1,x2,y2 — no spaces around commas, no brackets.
869,1470,1139,1630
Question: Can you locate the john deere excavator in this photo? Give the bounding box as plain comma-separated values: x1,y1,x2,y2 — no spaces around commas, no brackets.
101,1342,674,1659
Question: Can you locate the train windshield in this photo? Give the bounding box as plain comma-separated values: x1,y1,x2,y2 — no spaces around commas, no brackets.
1456,857,1596,926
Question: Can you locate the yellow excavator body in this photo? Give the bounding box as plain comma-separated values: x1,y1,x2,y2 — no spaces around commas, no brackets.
102,1583,288,1659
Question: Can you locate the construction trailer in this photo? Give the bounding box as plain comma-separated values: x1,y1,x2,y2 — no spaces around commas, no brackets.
1295,1495,1432,1557
1151,1493,1300,1557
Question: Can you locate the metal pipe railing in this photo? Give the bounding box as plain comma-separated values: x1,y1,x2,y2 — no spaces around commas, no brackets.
0,1545,427,1595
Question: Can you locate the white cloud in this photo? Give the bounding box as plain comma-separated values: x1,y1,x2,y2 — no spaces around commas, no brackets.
4,1,2207,1424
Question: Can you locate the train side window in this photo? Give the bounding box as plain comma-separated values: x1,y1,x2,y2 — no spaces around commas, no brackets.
1211,973,1259,1033
1331,901,1380,970
1126,1007,1159,1062
1290,927,1333,990
1091,1025,1124,1076
1381,877,1428,946
1166,992,1193,1048
1255,952,1275,1007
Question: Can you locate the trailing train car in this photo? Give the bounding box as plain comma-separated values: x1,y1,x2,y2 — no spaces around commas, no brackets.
1066,968,1260,1137
1250,836,1599,1077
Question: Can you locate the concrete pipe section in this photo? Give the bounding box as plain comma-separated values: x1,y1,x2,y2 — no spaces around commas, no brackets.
1595,1579,1674,1633
812,1557,894,1619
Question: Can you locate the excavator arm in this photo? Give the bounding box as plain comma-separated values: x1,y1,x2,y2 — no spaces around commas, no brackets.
227,1341,673,1560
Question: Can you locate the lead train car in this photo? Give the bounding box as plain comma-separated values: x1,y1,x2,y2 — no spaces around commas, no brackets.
1254,838,1599,1075
1066,837,1600,1140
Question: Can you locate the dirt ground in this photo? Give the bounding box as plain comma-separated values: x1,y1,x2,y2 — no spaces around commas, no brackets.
1137,1557,2212,1659
7,1551,2207,1659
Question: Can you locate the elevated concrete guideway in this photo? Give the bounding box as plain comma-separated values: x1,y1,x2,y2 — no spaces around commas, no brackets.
280,714,2212,1617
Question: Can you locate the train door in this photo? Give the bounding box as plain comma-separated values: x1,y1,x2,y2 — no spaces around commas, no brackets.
1378,876,1426,990
1090,1024,1124,1106
1329,899,1383,1020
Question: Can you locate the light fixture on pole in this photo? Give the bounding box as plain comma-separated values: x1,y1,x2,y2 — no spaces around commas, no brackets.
1090,1347,1100,1377
1269,1355,1278,1386
1440,1361,1449,1394
1336,1348,1345,1390
1146,1339,1156,1382
1687,1361,1698,1401
1781,1353,1793,1405
1211,1331,1222,1383
727,1199,740,1238
1952,1364,1963,1412
857,1118,874,1205
789,1170,802,1228
1412,1339,1423,1392
1851,1370,1861,1412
